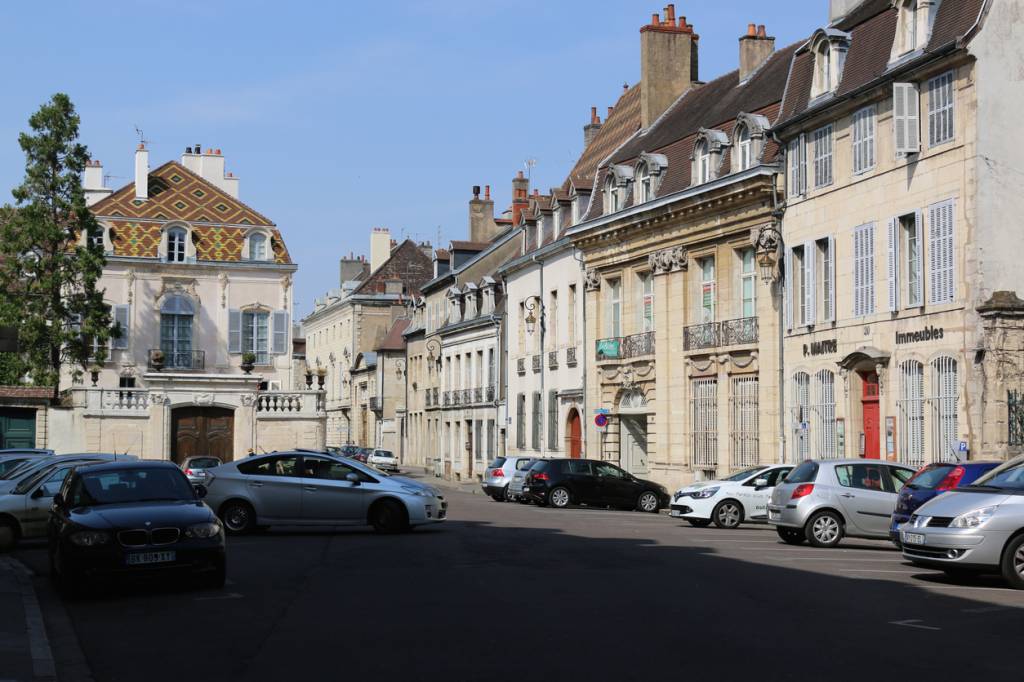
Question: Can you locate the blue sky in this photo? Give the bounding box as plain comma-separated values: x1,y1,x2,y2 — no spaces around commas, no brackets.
0,1,826,317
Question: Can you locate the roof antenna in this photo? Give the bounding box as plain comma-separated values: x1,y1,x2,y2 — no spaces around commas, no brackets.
524,158,537,181
133,125,150,147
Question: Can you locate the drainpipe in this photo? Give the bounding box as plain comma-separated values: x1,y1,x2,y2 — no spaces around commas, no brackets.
532,255,546,456
768,142,787,464
573,246,588,458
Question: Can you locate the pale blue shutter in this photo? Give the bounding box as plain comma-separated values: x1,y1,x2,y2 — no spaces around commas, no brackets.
272,310,289,354
804,240,816,325
912,210,924,306
929,200,955,304
784,247,793,330
228,309,242,354
112,304,130,349
887,218,900,312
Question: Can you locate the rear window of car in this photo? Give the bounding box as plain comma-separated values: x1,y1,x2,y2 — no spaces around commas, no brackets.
488,457,507,469
515,458,534,471
786,461,819,484
905,464,953,489
374,451,394,458
529,460,551,472
187,457,221,469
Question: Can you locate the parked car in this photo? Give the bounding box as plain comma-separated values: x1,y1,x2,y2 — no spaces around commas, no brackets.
0,449,53,477
900,454,1024,587
670,464,794,529
181,456,223,485
48,460,225,594
890,461,1001,545
508,457,539,502
334,446,370,463
204,451,446,534
767,459,916,548
523,458,670,512
0,453,136,496
0,456,110,550
482,456,534,502
367,449,400,473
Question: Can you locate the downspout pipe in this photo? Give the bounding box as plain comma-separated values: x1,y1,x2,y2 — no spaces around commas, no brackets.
572,246,588,458
770,130,788,464
531,254,546,456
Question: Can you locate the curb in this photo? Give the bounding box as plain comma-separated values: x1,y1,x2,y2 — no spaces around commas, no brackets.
0,555,56,681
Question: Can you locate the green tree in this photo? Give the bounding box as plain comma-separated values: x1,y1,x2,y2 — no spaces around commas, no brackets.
0,94,113,402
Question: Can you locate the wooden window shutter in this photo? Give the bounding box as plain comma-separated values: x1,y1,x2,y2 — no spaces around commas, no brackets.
804,240,816,325
893,82,920,154
784,247,794,330
826,235,836,322
228,309,242,354
887,217,900,312
272,310,289,354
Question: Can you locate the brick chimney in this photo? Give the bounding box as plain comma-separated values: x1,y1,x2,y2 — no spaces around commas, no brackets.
134,143,149,200
739,24,775,82
640,4,699,128
511,171,530,226
370,227,391,273
583,107,603,148
469,185,498,243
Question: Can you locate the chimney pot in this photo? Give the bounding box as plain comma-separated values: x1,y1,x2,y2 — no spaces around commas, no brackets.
473,185,481,199
484,185,491,199
747,23,757,36
206,148,213,154
195,143,201,153
757,24,766,37
651,12,659,26
215,148,221,155
185,146,192,154
607,106,614,117
665,4,675,23
517,170,524,179
137,143,145,150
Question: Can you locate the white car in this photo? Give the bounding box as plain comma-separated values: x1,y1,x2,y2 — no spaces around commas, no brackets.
367,449,400,473
670,465,794,529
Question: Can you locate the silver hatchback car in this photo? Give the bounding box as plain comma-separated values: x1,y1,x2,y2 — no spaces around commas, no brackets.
204,451,447,534
901,454,1024,588
481,456,534,502
768,459,916,548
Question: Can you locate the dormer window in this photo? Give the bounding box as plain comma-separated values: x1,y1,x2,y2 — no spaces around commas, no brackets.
167,227,187,263
695,142,710,184
691,130,728,186
736,125,752,171
248,233,268,261
809,30,850,99
604,175,619,213
636,163,652,204
731,113,769,174
815,41,831,93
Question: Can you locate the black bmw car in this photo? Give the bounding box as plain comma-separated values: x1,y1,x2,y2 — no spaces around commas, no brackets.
48,460,225,593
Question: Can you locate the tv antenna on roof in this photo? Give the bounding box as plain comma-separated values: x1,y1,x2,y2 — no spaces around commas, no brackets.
524,158,537,181
133,125,150,147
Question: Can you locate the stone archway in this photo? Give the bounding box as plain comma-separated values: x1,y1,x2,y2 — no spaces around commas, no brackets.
565,408,582,459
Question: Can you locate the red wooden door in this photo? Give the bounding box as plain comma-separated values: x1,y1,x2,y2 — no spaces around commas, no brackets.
861,373,880,459
568,410,582,459
172,407,234,465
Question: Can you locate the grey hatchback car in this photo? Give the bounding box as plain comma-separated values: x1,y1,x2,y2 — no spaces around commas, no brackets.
768,459,916,547
204,451,447,534
481,456,534,502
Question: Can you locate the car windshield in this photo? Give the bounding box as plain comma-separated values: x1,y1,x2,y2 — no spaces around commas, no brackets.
966,460,1024,492
76,468,196,505
1,458,46,480
13,464,65,495
786,461,819,484
0,458,28,476
904,464,954,490
723,466,768,482
187,458,220,469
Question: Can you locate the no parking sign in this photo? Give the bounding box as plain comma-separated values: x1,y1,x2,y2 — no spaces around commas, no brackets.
594,413,609,429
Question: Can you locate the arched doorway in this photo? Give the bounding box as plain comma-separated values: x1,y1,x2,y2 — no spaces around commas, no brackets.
618,389,649,475
171,406,234,465
565,408,582,459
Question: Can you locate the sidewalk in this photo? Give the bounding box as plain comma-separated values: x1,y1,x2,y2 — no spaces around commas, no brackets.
0,556,55,682
403,467,482,496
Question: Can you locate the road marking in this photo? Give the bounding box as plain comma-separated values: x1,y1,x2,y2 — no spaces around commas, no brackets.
923,584,1019,594
194,592,244,601
783,557,902,563
840,569,921,573
962,606,1010,614
889,619,941,631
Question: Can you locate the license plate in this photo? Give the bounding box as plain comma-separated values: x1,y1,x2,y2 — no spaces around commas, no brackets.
903,532,925,545
769,510,781,520
670,509,683,517
522,487,529,492
126,551,176,566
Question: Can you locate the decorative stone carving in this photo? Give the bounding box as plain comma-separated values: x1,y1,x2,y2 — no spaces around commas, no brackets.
193,393,213,406
650,246,688,275
280,274,292,308
156,278,200,310
218,272,229,308
584,269,601,291
149,392,168,406
240,393,256,407
125,269,136,305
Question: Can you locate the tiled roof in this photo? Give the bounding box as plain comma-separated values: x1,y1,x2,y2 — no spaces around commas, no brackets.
351,239,434,298
434,248,450,260
91,161,293,264
778,0,986,126
376,318,410,351
0,386,51,400
566,84,642,192
450,240,490,251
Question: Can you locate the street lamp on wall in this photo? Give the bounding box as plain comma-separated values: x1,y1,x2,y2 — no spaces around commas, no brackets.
394,359,406,380
755,222,784,286
524,296,543,335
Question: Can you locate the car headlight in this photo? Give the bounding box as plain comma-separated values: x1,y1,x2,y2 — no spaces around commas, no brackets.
401,485,432,497
184,521,222,539
69,530,111,547
950,505,998,529
692,487,720,499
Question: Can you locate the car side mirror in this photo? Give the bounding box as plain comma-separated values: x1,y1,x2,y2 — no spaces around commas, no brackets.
345,473,361,486
193,484,208,499
754,478,769,488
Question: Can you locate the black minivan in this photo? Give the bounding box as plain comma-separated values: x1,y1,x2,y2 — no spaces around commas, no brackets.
523,458,670,512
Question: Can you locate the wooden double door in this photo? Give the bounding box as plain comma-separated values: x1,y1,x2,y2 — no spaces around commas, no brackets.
171,407,234,465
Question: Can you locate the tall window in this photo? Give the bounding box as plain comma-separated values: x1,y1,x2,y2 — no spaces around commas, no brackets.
730,376,759,467
604,176,619,214
487,348,495,387
548,290,558,349
699,257,716,323
160,295,194,369
567,284,577,344
932,357,958,462
928,71,955,147
813,125,833,188
739,248,756,318
531,392,542,450
695,141,710,184
812,370,838,458
814,42,831,94
853,223,876,317
928,199,955,304
638,272,654,333
606,278,621,337
792,372,811,460
852,106,876,174
242,310,270,365
792,244,810,326
547,389,559,451
636,163,652,204
787,136,806,197
249,233,268,261
896,0,918,55
817,237,835,322
87,228,104,251
516,393,526,449
894,212,924,308
897,360,925,467
691,378,718,470
167,227,187,263
736,125,752,171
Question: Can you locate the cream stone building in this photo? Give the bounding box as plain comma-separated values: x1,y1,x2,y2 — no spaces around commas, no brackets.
569,8,792,489
51,144,323,461
773,0,1022,466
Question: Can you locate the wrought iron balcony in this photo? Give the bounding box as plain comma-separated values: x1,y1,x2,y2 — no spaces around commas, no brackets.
684,317,759,351
595,332,655,360
443,391,451,407
452,390,461,406
683,322,719,351
548,351,559,369
532,355,542,373
474,387,483,404
425,390,432,407
721,316,759,346
149,349,205,371
431,387,438,406
369,396,381,412
517,358,526,375
566,347,578,366
485,385,495,402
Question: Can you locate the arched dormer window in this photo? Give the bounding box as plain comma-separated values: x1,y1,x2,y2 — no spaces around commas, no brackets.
249,233,267,261
634,152,667,205
603,174,619,214
891,0,936,61
691,130,728,186
731,113,770,173
809,29,850,99
636,163,652,204
816,41,831,93
695,141,710,184
736,125,752,171
167,227,187,263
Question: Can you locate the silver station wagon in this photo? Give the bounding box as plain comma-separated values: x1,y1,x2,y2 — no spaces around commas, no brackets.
204,451,447,534
767,459,916,548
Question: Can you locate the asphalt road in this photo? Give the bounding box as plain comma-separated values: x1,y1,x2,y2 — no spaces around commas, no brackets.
11,479,1024,682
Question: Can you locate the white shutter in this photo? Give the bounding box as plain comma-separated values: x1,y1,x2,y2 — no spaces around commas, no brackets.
272,310,289,354
804,240,816,325
228,309,242,354
929,200,955,304
853,230,863,317
826,235,836,322
912,210,924,306
887,217,900,312
798,133,808,195
112,304,130,350
865,224,875,315
784,247,793,330
894,83,920,154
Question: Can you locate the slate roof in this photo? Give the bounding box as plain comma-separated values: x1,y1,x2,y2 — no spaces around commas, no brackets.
350,239,434,298
91,160,292,264
449,241,490,252
376,318,410,352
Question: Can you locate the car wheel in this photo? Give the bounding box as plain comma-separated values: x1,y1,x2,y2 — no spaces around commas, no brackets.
776,527,806,545
490,493,505,502
504,486,514,502
712,500,744,529
220,501,256,535
370,500,409,534
637,491,660,513
549,487,571,509
0,519,18,552
687,518,712,528
805,511,844,548
1000,534,1024,590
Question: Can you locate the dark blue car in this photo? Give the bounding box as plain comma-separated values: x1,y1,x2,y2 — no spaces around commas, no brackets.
889,461,1001,544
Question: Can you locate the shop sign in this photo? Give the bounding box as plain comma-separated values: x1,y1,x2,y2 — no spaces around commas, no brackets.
896,326,945,345
803,339,838,357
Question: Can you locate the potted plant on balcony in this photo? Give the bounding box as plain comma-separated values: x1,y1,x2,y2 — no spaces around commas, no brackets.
316,366,327,389
241,352,256,375
304,368,314,389
150,349,165,372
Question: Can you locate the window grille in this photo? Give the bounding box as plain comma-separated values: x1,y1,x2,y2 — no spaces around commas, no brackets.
730,376,759,467
813,125,833,188
932,357,958,463
897,360,925,467
811,370,838,459
792,372,810,460
691,378,718,468
928,71,954,147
